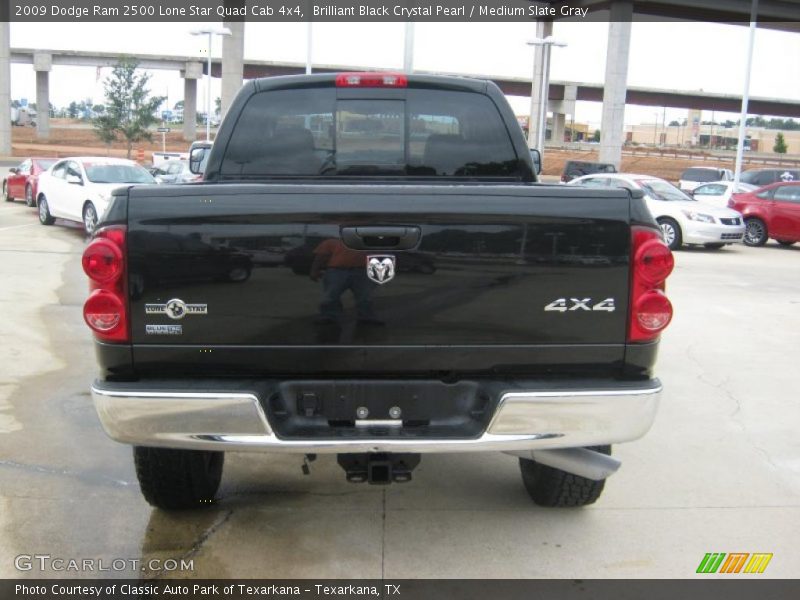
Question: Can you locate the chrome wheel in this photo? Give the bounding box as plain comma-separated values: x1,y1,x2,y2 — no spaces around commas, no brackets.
660,222,676,246
83,203,98,235
744,219,767,246
656,218,682,251
38,196,54,225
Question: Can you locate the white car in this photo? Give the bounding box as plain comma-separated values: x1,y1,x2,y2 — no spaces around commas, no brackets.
37,157,156,234
568,173,745,250
150,160,199,184
678,166,733,193
692,181,757,209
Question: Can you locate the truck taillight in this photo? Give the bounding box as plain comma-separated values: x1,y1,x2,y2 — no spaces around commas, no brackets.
335,72,408,88
629,226,674,342
82,239,123,284
82,225,129,343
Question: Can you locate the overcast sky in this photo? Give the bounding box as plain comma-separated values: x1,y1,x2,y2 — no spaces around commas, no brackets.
9,20,800,127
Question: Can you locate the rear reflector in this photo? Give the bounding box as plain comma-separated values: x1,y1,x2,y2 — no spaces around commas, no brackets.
336,72,408,88
634,290,673,333
84,289,125,333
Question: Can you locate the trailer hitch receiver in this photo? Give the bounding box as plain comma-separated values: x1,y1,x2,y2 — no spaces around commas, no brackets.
337,453,421,485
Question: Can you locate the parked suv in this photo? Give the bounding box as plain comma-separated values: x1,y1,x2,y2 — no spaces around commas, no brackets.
678,166,733,192
740,168,799,187
560,160,616,183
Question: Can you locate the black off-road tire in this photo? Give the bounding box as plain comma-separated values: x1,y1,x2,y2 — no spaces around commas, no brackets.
133,446,224,510
519,445,611,507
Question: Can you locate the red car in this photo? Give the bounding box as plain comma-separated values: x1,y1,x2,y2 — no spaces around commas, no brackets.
729,181,800,247
2,158,57,207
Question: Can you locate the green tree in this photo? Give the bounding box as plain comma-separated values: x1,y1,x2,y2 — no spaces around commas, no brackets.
94,58,165,158
591,129,600,142
774,132,788,154
174,100,184,111
67,101,79,119
93,105,105,114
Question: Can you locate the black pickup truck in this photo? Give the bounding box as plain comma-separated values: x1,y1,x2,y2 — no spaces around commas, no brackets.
83,73,674,509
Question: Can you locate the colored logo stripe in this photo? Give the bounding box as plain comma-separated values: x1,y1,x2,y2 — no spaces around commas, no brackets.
719,553,749,573
744,553,773,574
697,553,726,573
696,552,773,574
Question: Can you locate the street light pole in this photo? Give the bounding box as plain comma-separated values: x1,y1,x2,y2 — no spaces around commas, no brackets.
404,22,415,72
191,27,232,142
205,32,212,140
653,112,659,146
734,0,759,189
527,36,567,162
306,21,313,74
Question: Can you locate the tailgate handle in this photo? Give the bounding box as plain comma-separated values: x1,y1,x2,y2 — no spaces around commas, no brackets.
341,226,421,250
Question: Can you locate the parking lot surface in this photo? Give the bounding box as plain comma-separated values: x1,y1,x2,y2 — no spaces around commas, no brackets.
0,198,798,579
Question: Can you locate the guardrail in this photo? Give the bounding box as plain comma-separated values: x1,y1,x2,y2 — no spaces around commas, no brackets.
550,144,800,167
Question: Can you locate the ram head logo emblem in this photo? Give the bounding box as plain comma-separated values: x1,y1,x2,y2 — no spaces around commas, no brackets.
366,255,396,284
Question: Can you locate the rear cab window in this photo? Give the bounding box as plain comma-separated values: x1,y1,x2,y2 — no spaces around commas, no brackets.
681,168,722,183
694,184,725,195
219,86,523,179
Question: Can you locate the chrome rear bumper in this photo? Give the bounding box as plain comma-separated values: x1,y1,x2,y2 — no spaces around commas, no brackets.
91,379,661,453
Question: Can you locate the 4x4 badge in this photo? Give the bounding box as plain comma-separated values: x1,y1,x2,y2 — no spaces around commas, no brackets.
366,255,396,285
145,299,208,320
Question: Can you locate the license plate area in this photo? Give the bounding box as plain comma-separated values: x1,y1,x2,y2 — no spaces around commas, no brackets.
267,380,494,439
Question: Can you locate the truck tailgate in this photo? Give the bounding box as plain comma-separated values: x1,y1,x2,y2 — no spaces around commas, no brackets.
126,183,633,376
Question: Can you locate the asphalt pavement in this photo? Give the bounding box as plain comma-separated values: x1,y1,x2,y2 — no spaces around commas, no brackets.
0,197,798,579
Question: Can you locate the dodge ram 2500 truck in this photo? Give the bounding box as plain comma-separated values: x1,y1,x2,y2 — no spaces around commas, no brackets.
83,73,674,510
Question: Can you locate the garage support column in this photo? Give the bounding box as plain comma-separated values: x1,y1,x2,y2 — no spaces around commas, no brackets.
527,20,553,149
0,21,11,156
552,113,566,144
34,53,53,140
221,21,245,122
182,62,202,142
598,1,633,168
